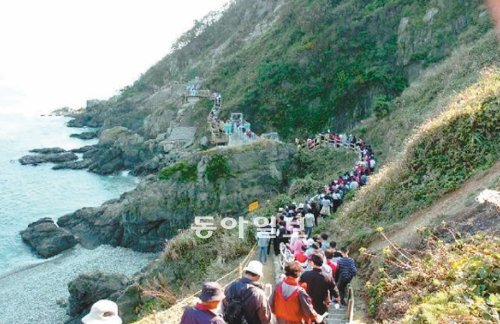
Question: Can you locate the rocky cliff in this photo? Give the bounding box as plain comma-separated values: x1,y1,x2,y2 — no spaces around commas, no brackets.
56,140,295,252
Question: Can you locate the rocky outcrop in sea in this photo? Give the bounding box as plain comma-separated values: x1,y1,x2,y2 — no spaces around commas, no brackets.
20,218,77,258
38,141,295,254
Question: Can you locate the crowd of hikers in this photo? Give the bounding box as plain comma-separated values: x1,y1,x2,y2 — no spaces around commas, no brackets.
180,133,372,323
181,238,357,324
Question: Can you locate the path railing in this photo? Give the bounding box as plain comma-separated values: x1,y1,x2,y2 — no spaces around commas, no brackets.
133,245,257,324
347,285,355,323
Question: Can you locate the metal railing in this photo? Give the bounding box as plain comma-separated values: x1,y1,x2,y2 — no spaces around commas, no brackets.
347,285,355,323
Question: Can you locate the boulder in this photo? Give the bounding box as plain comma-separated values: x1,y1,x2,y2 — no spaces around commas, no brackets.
58,206,123,249
20,218,77,258
29,147,66,154
70,145,96,154
88,146,124,175
19,152,78,165
50,107,74,116
67,272,129,317
70,131,98,140
52,159,92,170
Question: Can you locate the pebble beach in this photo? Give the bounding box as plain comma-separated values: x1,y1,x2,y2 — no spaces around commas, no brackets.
0,245,155,324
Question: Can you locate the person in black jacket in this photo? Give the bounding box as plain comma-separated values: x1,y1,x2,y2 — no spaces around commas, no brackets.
336,247,357,305
223,261,271,324
299,251,340,317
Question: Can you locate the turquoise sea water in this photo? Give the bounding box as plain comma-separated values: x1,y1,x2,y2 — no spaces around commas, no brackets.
0,113,139,275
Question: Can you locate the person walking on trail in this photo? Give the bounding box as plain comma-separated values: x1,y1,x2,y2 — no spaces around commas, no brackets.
336,247,357,306
324,248,338,282
270,261,326,324
320,233,330,251
294,244,309,266
181,282,226,324
300,252,340,318
304,209,315,238
320,195,331,218
256,231,271,264
223,261,271,324
82,300,122,324
274,220,287,256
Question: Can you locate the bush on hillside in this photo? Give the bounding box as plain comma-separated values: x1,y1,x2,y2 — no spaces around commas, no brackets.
365,230,500,322
205,154,231,182
159,161,198,182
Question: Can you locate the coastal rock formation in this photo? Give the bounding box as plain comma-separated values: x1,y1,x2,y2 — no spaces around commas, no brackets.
19,152,78,165
70,145,96,154
58,141,296,252
29,147,67,154
70,131,98,140
52,159,93,170
57,126,157,175
67,272,129,318
20,218,77,258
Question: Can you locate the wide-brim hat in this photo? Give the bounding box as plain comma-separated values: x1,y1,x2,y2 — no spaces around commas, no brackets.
199,282,225,302
82,300,122,324
244,260,263,277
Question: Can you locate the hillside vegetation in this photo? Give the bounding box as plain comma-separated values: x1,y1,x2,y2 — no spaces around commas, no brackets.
60,0,500,322
332,64,499,248
75,0,492,141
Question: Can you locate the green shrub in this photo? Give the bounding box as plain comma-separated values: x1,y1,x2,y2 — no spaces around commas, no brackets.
205,154,231,182
159,161,198,182
373,95,392,119
288,175,323,198
366,233,500,322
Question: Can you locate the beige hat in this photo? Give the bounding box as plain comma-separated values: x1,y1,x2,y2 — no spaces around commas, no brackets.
82,300,122,324
244,260,263,277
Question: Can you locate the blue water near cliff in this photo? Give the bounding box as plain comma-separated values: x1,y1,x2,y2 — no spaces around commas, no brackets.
0,113,139,275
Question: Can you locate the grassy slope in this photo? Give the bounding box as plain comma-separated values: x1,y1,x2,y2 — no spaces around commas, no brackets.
328,31,499,246
322,31,499,322
366,233,499,322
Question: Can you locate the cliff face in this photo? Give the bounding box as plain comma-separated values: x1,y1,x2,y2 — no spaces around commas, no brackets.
57,140,296,252
58,0,493,176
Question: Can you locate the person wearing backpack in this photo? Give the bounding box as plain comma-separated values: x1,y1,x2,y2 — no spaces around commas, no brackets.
270,261,326,324
222,260,271,324
181,282,226,324
324,248,338,281
336,247,357,306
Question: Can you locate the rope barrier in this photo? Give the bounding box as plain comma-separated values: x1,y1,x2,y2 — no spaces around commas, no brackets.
134,245,257,324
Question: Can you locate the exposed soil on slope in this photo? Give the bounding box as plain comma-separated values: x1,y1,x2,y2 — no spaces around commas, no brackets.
369,161,500,252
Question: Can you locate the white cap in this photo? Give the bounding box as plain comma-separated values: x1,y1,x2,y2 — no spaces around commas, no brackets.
298,203,304,209
244,260,263,277
82,300,122,324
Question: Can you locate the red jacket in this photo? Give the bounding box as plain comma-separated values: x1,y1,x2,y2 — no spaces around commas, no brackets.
270,277,316,324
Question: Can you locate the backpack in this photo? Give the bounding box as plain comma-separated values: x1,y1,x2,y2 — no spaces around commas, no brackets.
223,283,256,324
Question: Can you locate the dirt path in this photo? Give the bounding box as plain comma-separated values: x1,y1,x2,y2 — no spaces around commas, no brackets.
369,161,500,251
348,162,500,323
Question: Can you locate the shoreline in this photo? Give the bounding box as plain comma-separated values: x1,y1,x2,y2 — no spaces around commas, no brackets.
0,244,156,324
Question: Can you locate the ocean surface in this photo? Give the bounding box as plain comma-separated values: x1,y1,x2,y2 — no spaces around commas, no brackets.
0,113,139,276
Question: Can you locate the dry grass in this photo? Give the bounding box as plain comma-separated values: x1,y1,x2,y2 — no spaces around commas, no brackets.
330,48,500,247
